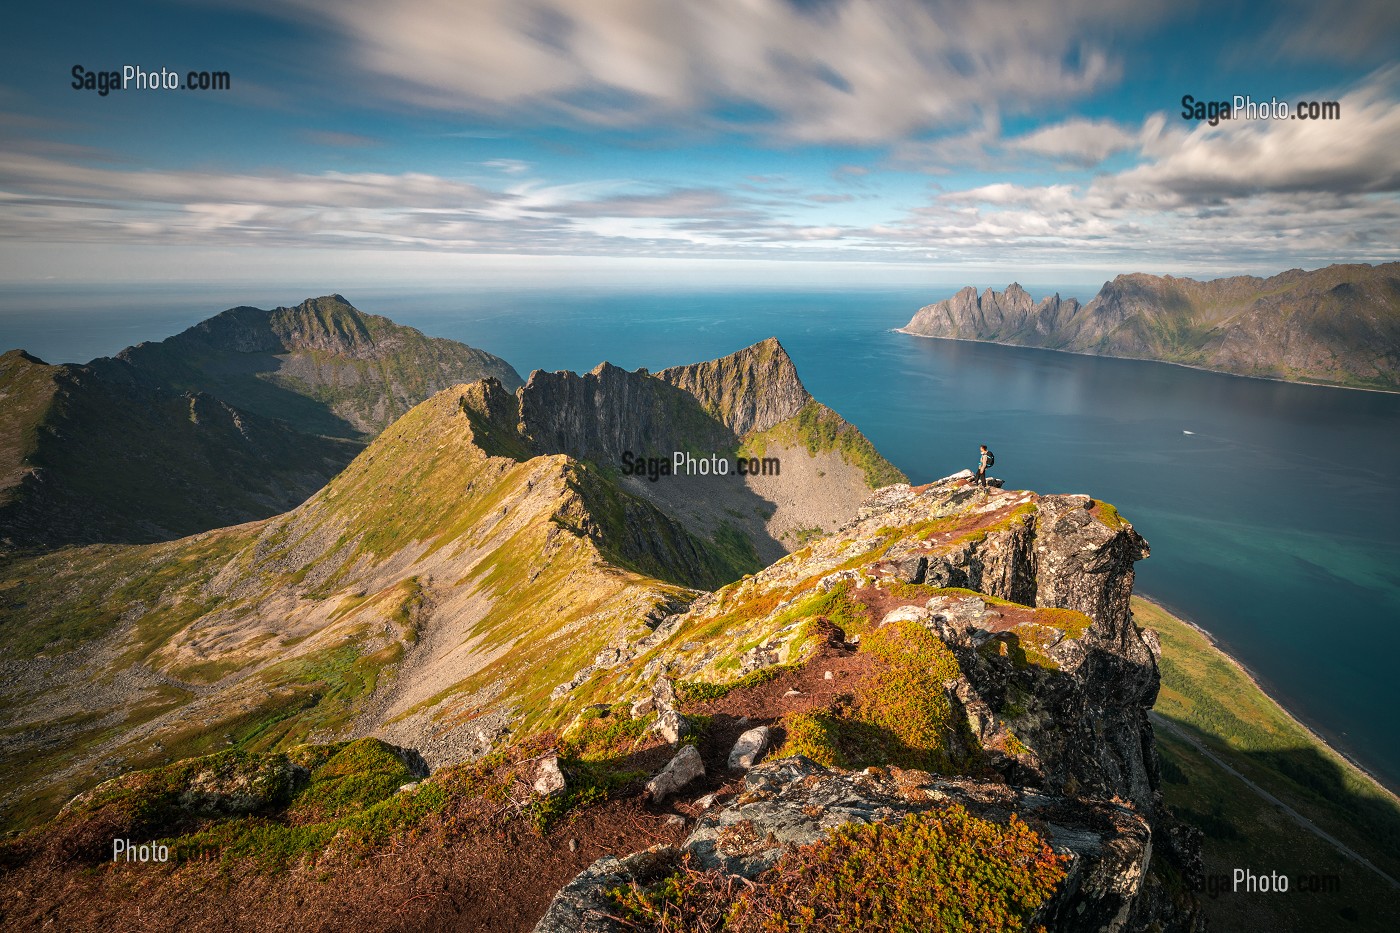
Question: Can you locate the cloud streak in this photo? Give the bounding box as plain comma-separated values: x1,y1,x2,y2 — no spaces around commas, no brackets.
253,0,1161,143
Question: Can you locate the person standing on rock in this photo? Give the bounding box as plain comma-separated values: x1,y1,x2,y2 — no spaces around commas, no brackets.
974,444,994,491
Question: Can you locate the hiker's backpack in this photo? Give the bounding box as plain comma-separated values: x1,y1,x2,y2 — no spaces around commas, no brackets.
985,450,995,467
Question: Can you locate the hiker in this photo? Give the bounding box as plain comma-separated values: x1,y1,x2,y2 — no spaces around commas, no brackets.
974,444,994,489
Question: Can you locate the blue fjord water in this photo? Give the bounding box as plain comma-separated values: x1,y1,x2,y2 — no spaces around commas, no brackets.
4,284,1399,788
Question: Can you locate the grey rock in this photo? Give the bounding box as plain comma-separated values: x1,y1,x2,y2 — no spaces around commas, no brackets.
535,755,566,797
532,845,677,933
728,726,771,770
645,745,705,803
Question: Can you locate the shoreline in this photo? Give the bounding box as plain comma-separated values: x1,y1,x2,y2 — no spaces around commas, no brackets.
1136,592,1400,805
892,328,1400,396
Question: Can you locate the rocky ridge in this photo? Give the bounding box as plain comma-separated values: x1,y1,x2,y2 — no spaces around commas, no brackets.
527,474,1199,930
900,262,1400,390
0,297,523,550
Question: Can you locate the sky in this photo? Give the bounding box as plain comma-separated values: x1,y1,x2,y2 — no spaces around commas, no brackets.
1,0,1398,288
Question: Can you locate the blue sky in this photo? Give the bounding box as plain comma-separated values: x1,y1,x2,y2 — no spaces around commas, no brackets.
1,0,1397,288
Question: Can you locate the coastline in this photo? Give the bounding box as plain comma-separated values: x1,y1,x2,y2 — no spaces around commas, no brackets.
1135,593,1400,805
892,328,1400,396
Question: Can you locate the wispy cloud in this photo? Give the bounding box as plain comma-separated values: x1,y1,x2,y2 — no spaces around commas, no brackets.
249,0,1163,144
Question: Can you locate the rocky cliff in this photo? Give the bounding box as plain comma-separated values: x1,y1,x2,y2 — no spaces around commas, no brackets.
530,475,1199,931
900,262,1400,390
512,339,903,561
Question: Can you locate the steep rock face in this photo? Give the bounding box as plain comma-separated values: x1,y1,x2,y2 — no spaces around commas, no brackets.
900,263,1400,390
902,284,1081,344
518,362,732,463
657,336,812,436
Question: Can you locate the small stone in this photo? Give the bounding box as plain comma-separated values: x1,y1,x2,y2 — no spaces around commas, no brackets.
823,670,833,680
645,745,705,804
631,696,655,718
535,755,567,797
665,814,686,828
398,782,420,793
728,726,772,770
568,838,578,852
695,793,719,810
783,688,801,698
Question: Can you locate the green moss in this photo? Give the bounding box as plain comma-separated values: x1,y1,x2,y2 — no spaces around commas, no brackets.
777,620,974,774
676,665,798,704
610,806,1068,932
780,712,848,768
1089,500,1127,530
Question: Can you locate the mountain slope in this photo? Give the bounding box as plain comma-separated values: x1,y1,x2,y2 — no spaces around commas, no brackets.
900,263,1400,390
89,294,524,438
0,349,352,549
1,297,524,550
0,383,717,829
0,338,894,829
0,474,1205,931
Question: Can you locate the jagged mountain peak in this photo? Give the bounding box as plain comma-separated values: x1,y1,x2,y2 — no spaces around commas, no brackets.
657,336,811,437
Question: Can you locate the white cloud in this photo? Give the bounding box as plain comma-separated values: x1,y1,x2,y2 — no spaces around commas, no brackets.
1005,118,1141,165
251,0,1161,143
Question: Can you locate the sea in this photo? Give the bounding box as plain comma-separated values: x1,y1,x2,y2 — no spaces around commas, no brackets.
3,283,1399,790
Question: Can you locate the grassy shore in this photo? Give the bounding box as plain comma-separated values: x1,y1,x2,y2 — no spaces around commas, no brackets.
1138,595,1400,931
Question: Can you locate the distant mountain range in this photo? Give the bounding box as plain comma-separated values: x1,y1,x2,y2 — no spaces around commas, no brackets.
0,296,521,550
899,262,1400,391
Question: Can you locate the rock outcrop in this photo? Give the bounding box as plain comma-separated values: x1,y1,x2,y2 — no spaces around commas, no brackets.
533,475,1200,930
900,262,1400,391
537,758,1189,933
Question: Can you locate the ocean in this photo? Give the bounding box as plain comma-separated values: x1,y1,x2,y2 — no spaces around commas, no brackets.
4,283,1399,788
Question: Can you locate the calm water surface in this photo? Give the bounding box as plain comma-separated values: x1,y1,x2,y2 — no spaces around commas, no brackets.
4,285,1399,787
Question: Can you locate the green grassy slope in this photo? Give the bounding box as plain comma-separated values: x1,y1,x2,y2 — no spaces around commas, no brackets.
1140,596,1400,930
740,400,907,489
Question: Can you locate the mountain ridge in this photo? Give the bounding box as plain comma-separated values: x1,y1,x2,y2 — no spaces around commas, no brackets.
89,294,524,438
900,262,1400,390
0,296,524,550
0,337,900,829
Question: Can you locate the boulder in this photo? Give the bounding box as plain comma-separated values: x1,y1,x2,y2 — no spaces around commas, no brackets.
880,604,932,627
534,755,566,797
645,745,705,803
727,726,771,771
